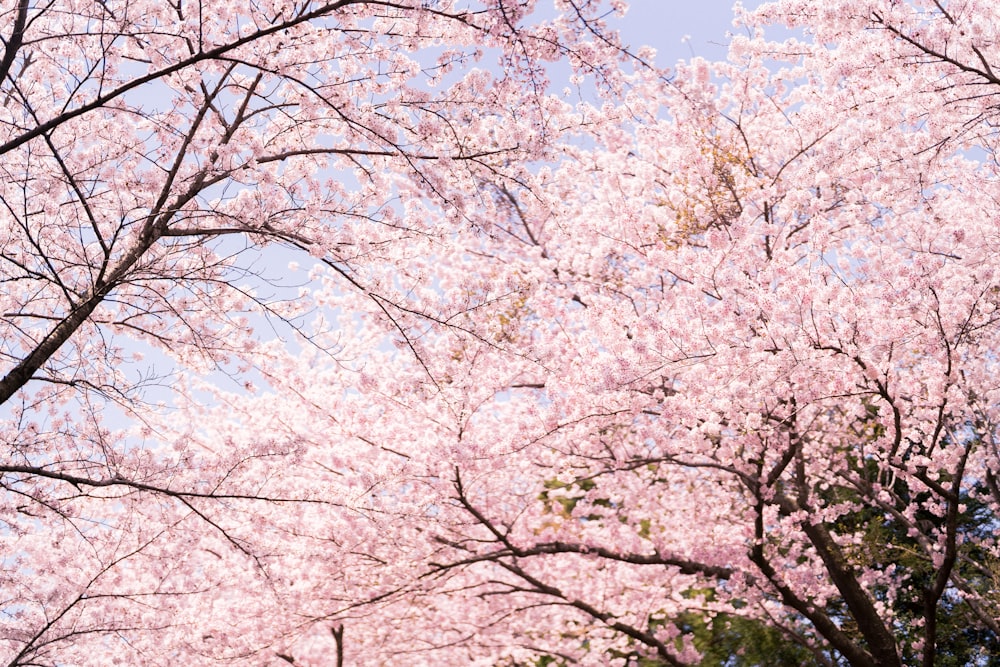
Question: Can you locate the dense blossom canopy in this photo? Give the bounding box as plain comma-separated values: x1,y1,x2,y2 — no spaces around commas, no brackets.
2,0,1000,665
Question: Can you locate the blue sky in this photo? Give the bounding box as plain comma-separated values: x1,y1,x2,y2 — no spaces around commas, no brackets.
619,1,743,65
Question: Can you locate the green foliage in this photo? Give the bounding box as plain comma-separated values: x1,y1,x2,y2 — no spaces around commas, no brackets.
532,656,567,667
538,477,605,519
821,453,1000,665
676,611,817,666
528,405,1000,666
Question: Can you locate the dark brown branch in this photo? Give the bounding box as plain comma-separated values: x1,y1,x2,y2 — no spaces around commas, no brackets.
0,464,332,505
872,12,1000,86
0,0,30,89
747,492,880,667
495,558,684,667
0,0,367,156
332,624,345,667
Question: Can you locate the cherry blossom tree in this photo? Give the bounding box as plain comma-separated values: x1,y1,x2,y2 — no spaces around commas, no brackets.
0,0,633,664
7,0,1000,665
205,1,1000,665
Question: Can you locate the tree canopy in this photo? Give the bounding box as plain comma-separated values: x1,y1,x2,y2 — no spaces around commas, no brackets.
2,0,1000,665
